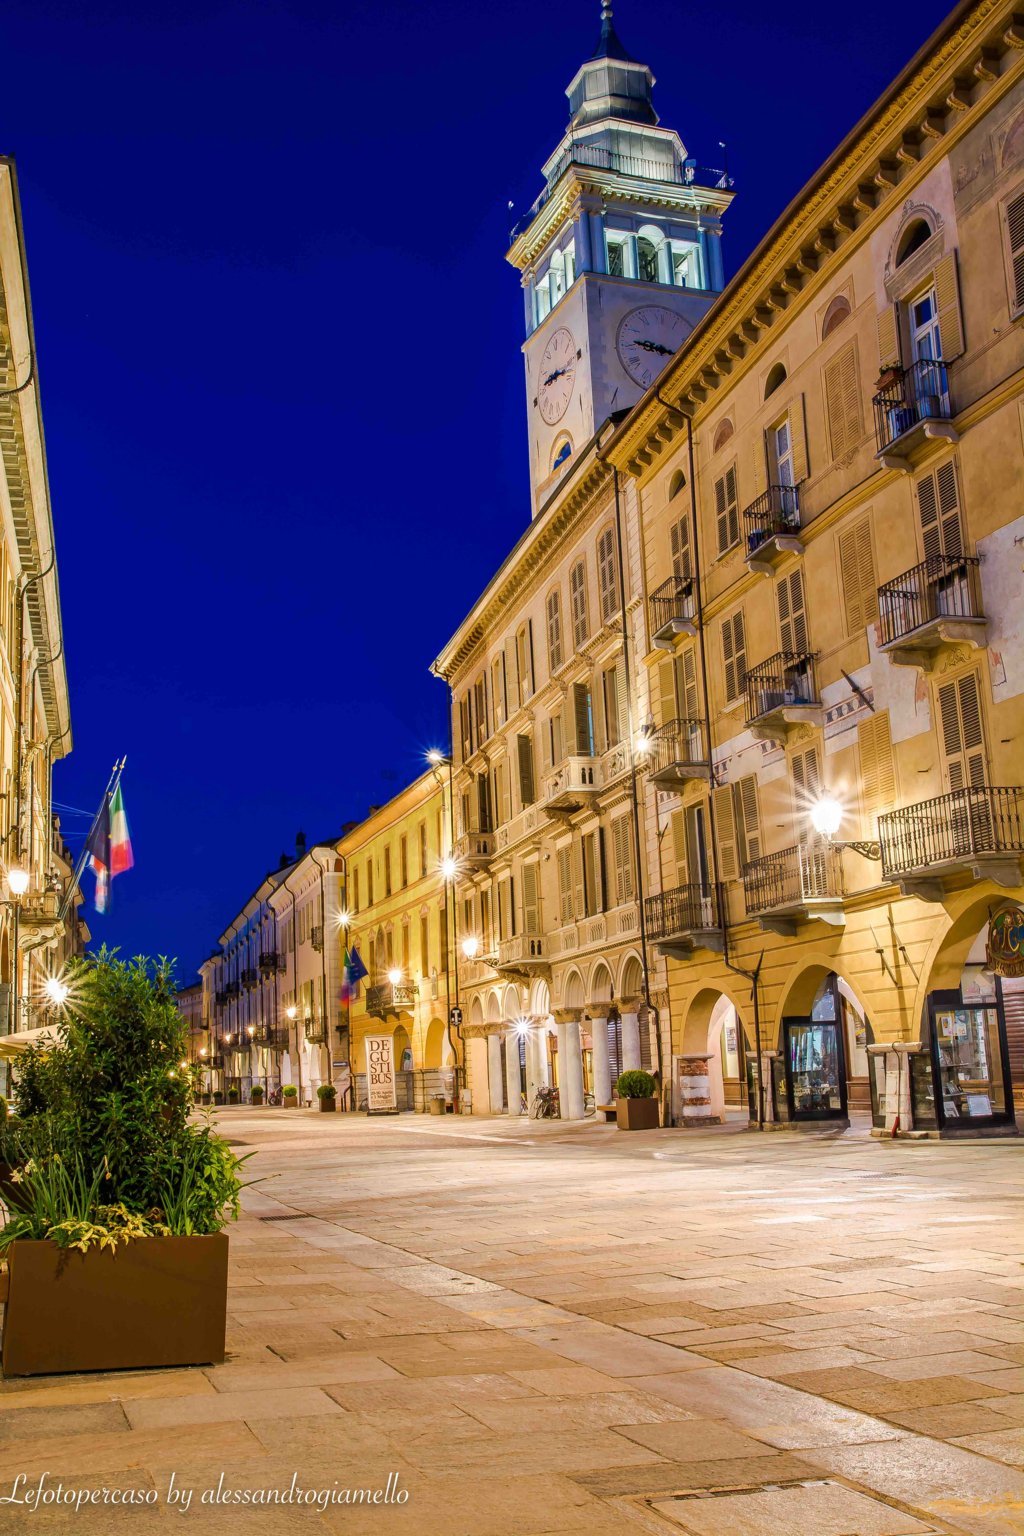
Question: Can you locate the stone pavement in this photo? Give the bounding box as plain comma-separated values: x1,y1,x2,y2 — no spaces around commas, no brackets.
0,1109,1022,1535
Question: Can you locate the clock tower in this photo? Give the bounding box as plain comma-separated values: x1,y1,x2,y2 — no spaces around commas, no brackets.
507,3,735,514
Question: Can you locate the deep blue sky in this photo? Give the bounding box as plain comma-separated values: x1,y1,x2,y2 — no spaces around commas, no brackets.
7,0,948,981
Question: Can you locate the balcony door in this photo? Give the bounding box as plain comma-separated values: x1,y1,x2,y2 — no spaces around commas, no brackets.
908,288,950,417
686,803,714,924
770,419,798,521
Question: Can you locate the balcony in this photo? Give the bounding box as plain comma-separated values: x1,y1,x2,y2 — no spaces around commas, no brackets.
877,554,986,670
455,829,494,869
225,980,240,999
744,652,822,744
542,755,600,814
304,1018,328,1044
203,1052,225,1070
495,933,549,977
258,951,279,974
645,883,725,958
650,574,697,649
742,841,845,934
647,718,709,789
879,786,1024,901
873,359,957,470
744,485,803,575
365,980,418,1019
241,967,258,990
252,1024,287,1051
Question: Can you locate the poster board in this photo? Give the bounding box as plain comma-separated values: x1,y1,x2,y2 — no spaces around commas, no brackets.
365,1035,397,1113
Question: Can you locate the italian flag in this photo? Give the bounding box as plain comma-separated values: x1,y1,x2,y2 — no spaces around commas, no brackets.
88,780,134,913
109,782,134,876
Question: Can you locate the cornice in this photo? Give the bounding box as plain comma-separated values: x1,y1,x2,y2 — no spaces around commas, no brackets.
606,0,1024,477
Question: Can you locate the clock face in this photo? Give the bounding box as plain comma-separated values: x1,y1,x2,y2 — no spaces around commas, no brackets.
616,306,691,388
537,327,577,424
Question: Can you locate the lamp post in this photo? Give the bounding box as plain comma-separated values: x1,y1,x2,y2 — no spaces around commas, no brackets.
428,748,463,1096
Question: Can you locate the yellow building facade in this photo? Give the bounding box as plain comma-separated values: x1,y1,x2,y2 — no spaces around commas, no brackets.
606,0,1024,1133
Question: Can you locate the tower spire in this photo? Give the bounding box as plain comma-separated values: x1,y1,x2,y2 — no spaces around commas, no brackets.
594,0,636,63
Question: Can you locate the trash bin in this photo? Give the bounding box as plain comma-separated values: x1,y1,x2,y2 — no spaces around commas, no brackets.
429,1096,446,1116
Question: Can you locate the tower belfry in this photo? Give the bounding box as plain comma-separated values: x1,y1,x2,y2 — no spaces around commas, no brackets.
508,2,735,512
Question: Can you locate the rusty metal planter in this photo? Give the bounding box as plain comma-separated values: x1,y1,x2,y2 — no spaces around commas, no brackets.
1,1234,228,1377
615,1097,660,1131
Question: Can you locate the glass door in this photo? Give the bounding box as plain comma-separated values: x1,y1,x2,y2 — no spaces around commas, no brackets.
928,989,1013,1129
783,1017,848,1121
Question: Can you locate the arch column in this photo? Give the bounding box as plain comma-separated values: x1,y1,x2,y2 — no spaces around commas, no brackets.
504,1028,522,1117
588,1005,612,1106
554,1009,585,1120
487,1032,504,1114
526,1020,549,1103
617,996,643,1072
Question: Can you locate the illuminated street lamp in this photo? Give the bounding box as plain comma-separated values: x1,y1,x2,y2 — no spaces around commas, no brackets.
809,795,881,860
461,935,479,960
387,967,402,987
43,976,69,1008
6,867,28,897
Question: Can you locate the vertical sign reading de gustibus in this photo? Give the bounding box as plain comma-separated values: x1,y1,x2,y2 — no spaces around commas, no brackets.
365,1035,397,1113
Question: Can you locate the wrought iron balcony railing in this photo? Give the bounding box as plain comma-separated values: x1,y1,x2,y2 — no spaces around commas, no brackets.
241,967,258,990
744,652,818,726
878,555,983,647
258,951,279,974
365,980,418,1018
251,1023,288,1050
647,718,709,786
511,145,733,240
744,484,801,557
873,359,952,452
649,574,697,644
742,841,844,916
645,883,724,941
879,787,1024,879
304,1018,328,1044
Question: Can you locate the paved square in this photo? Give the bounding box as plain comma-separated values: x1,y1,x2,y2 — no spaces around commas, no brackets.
1,1111,1022,1534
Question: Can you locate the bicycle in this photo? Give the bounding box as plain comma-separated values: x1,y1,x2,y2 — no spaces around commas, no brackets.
583,1091,596,1117
530,1085,560,1119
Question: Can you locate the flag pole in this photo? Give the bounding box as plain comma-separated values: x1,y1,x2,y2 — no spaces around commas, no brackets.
57,757,125,924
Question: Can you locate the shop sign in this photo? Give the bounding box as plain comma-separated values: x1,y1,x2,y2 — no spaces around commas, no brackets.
364,1034,396,1112
985,903,1024,978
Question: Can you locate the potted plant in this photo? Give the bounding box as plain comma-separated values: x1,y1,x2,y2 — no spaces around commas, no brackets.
316,1084,337,1114
212,1090,224,1105
282,1084,298,1109
250,1085,264,1105
226,1087,239,1105
615,1070,660,1131
0,952,245,1378
875,364,902,392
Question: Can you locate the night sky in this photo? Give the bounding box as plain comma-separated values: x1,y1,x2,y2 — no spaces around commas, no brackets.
6,0,949,981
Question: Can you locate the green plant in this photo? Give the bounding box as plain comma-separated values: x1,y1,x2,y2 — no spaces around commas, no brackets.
0,1095,8,1122
158,1127,249,1236
226,1087,239,1104
282,1084,298,1099
616,1069,656,1100
316,1083,336,1100
250,1086,264,1103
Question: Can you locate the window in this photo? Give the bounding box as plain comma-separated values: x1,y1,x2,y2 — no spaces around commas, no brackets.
418,821,427,878
671,243,699,287
611,815,635,905
515,624,534,700
670,515,691,580
582,830,601,915
1005,190,1024,316
910,288,941,362
597,526,618,624
458,696,471,761
764,362,787,398
517,734,535,808
859,711,896,824
791,742,821,809
551,437,572,471
772,418,795,488
547,588,562,673
917,460,963,561
721,611,746,704
714,466,739,553
838,514,878,635
498,877,515,941
712,418,734,453
522,862,540,936
384,847,392,898
896,218,932,265
366,860,374,907
545,708,564,770
938,672,985,790
570,559,589,647
491,656,505,730
572,682,594,756
400,836,408,888
401,920,410,971
637,236,658,283
420,912,429,974
669,469,686,499
777,569,808,654
557,845,573,923
714,777,761,880
607,234,626,277
821,294,852,338
824,342,863,460
480,888,492,950
601,662,627,748
473,675,488,747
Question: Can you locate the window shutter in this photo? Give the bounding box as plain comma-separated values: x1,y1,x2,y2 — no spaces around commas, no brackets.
726,464,739,546
517,734,535,806
918,463,963,561
824,342,863,460
877,303,901,369
658,658,677,726
611,816,631,905
859,710,895,824
934,250,965,361
678,647,699,720
777,570,807,654
752,431,768,499
572,837,585,917
670,516,691,579
550,709,563,768
573,682,593,755
715,467,739,552
506,635,520,713
838,515,878,635
790,396,809,483
714,784,738,880
791,744,821,804
598,528,618,623
522,862,539,934
714,473,729,554
722,611,746,703
957,673,985,788
547,589,562,672
738,776,762,864
1007,191,1024,316
602,665,620,749
570,560,589,647
669,809,688,888
557,845,573,923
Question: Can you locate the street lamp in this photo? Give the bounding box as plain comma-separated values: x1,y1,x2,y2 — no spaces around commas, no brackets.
387,967,402,987
285,1006,297,1020
461,935,479,960
6,868,29,897
42,976,68,1009
809,795,881,860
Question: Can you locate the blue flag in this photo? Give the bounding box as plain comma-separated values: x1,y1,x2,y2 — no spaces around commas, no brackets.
347,947,368,983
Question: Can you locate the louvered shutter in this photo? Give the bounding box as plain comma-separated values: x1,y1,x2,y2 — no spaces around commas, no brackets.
859,710,896,823
678,647,699,721
790,395,809,483
557,845,573,923
752,431,768,499
934,250,965,361
726,465,739,546
572,837,585,917
739,776,762,863
877,303,902,369
733,612,747,696
722,617,736,702
658,658,677,726
839,516,878,635
517,734,535,806
603,665,620,748
714,784,738,879
918,463,963,561
550,709,563,768
777,570,807,654
670,516,691,580
669,809,688,887
824,343,863,460
547,590,562,672
1007,192,1024,317
570,561,589,646
573,682,592,755
610,817,628,905
791,744,820,804
714,474,729,553
598,528,618,623
506,635,520,713
522,862,539,935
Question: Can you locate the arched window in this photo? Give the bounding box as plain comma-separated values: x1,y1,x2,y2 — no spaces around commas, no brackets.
896,219,932,266
551,436,572,471
712,418,734,453
821,295,851,338
668,469,686,500
764,362,787,399
637,236,659,284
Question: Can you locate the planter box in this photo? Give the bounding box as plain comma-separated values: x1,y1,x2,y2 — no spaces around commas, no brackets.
616,1097,660,1131
428,1097,446,1116
318,1098,336,1113
2,1233,229,1377
282,1097,298,1108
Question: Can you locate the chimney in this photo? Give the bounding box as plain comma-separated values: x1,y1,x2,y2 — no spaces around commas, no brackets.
295,830,307,857
279,852,289,869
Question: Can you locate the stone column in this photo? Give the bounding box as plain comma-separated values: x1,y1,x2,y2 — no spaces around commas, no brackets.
589,1009,612,1107
504,1029,522,1117
619,1000,642,1073
869,1041,926,1138
678,1053,720,1126
574,203,593,272
525,1022,547,1106
554,1010,585,1121
487,1032,504,1115
589,210,607,273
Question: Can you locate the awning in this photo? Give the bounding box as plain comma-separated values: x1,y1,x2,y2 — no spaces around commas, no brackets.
0,1026,57,1058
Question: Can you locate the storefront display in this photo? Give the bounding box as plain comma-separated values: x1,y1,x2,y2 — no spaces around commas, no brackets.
783,1018,847,1121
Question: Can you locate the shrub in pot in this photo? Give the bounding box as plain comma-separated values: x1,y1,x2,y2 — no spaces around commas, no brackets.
316,1084,337,1114
250,1085,264,1105
282,1084,298,1108
0,952,246,1377
615,1069,660,1132
212,1091,224,1105
226,1087,239,1104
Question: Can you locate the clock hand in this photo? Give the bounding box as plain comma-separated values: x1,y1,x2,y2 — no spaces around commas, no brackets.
543,366,569,386
634,339,675,356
